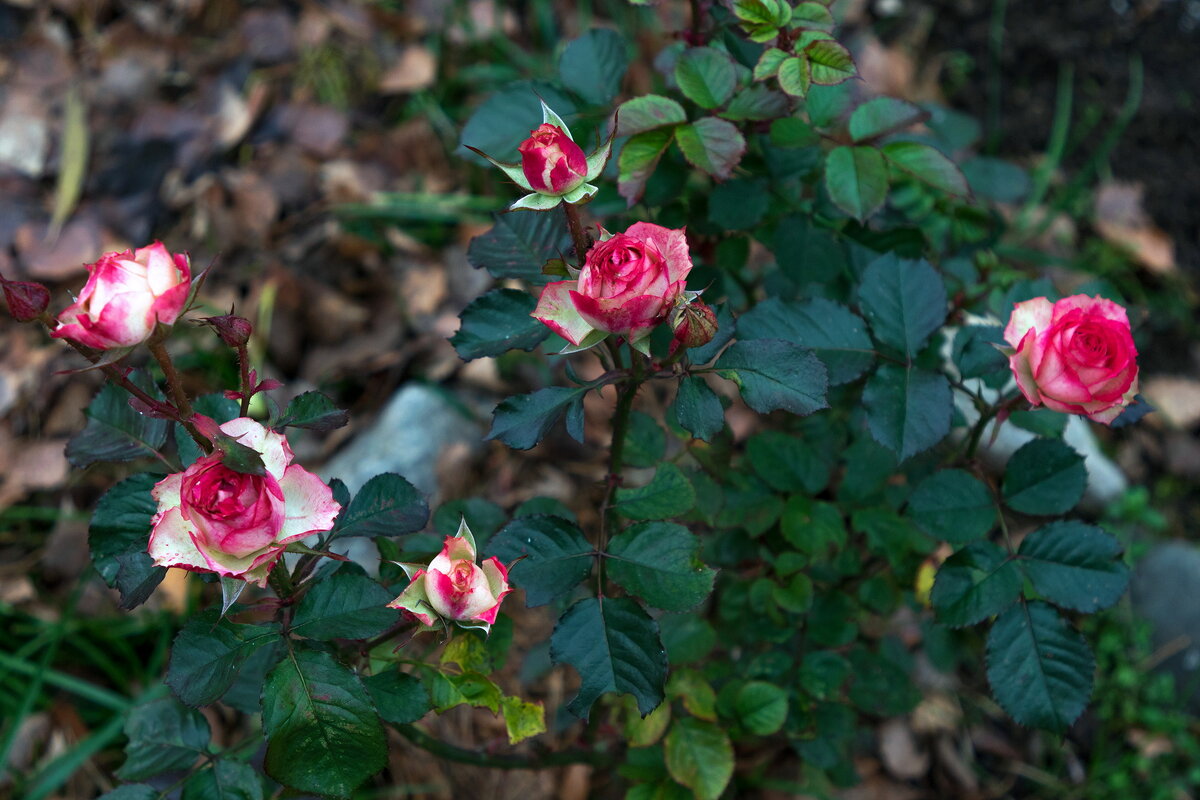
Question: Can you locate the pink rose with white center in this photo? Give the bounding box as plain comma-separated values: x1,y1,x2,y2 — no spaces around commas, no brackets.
52,242,191,350
147,418,340,586
388,519,511,634
1004,295,1139,424
533,222,693,352
519,123,588,196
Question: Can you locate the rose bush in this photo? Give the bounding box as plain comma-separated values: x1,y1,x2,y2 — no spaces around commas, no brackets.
147,417,340,585
388,519,511,633
533,222,693,351
1004,295,1139,424
52,241,191,349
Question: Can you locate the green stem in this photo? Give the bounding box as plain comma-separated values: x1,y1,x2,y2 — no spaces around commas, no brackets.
396,723,619,769
563,202,591,268
268,566,295,604
962,401,1003,462
598,349,643,567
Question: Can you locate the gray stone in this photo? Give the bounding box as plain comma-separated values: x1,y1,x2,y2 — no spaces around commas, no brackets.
1130,542,1200,712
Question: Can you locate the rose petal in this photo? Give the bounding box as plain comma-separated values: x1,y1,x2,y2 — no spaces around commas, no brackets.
147,506,206,571
533,281,596,345
570,290,666,338
387,571,440,627
1051,294,1130,326
624,222,692,285
276,464,340,542
1003,297,1054,348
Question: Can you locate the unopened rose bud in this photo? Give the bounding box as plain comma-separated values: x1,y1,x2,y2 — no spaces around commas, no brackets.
201,313,253,347
672,301,718,350
0,274,50,322
518,123,588,196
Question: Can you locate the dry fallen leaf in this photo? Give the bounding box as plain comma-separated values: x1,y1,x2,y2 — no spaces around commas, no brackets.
878,718,930,780
1142,376,1200,429
380,46,438,94
1094,181,1176,274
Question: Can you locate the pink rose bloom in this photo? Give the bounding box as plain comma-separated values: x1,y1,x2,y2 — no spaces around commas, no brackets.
147,418,341,585
533,222,693,351
518,123,588,196
388,519,511,633
1004,295,1139,424
52,242,191,350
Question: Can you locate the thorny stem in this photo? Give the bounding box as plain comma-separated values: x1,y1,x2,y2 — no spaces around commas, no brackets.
236,343,252,417
148,338,210,452
396,723,620,770
598,347,644,575
268,565,295,605
563,202,591,268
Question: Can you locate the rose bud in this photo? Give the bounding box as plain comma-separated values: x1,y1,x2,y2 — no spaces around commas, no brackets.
0,274,50,322
533,222,694,354
201,313,253,348
671,300,718,350
147,418,341,585
1004,294,1139,424
388,518,512,634
51,242,191,350
465,100,614,211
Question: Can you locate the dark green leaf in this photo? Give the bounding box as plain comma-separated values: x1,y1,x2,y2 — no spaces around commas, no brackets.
551,597,667,718
167,611,281,707
67,375,169,467
746,430,832,494
337,472,429,538
675,47,738,109
953,325,1007,379
486,514,593,606
488,385,591,450
450,288,548,360
181,760,263,800
559,29,628,107
735,681,788,735
619,128,675,206
769,216,847,284
848,97,926,142
863,365,952,460
660,614,717,665
467,208,574,284
907,469,996,543
292,563,398,640
365,670,431,725
715,339,828,416
616,463,697,520
98,787,158,800
722,86,789,121
88,473,165,609
882,141,969,197
846,648,919,715
262,648,387,796
617,95,688,136
607,521,715,611
459,81,577,163
824,145,887,220
857,253,947,357
769,117,820,148
1009,409,1068,438
738,297,873,385
1001,438,1086,516
1017,521,1129,612
276,391,348,433
781,497,847,557
675,117,746,180
674,376,725,442
625,411,667,468
853,507,935,576
986,602,1094,733
117,698,210,781
664,718,734,800
960,156,1031,203
931,541,1021,627
708,178,770,231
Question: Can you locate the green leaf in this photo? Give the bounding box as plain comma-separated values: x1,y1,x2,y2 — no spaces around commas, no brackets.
625,411,667,468
735,0,791,42
292,563,398,640
736,681,788,735
167,611,281,707
803,39,856,85
1017,521,1129,612
276,391,348,433
907,469,996,544
931,541,1022,627
846,647,920,715
687,303,736,364
467,208,574,284
1002,438,1086,516
667,669,717,720
708,178,770,231
769,117,820,148
262,648,387,796
953,325,1007,379
674,376,725,442
559,29,628,107
776,56,810,98
675,47,738,110
181,760,263,800
857,253,947,357
617,95,688,136
500,695,547,744
551,597,667,717
674,117,746,180
722,86,789,121
619,128,675,205
882,141,969,197
769,214,847,283
715,339,828,416
88,473,165,609
607,522,715,612
753,47,790,80
746,431,832,494
98,787,159,800
337,472,429,538
1010,408,1068,438
961,156,1031,203
664,717,734,800
364,670,431,725
863,365,952,461
738,297,873,385
616,464,697,520
986,602,1094,733
781,498,847,556
66,376,169,467
117,698,210,781
793,1,835,26
450,288,548,360
459,81,577,163
853,507,935,576
488,385,590,450
848,97,926,142
824,145,888,220
486,514,593,606
798,651,850,700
